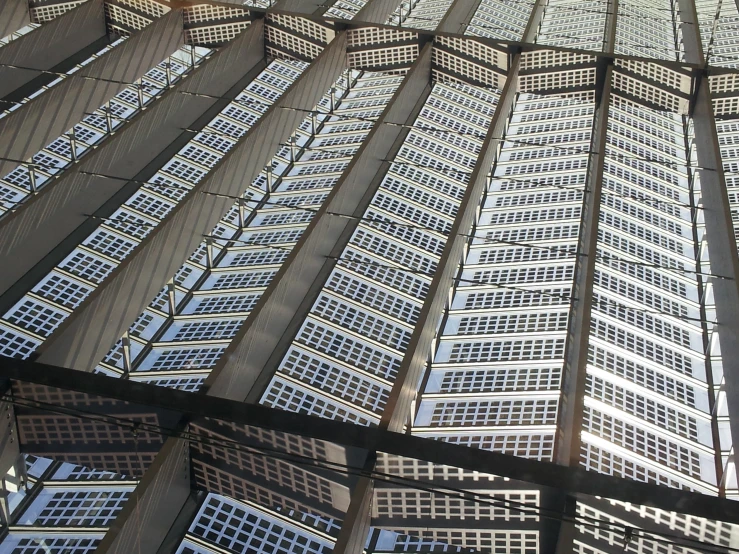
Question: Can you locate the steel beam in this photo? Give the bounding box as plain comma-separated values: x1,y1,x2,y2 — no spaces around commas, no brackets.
435,0,483,34
553,65,612,468
201,46,432,553
0,0,105,100
0,9,184,179
677,0,702,65
203,42,433,402
692,77,739,489
3,356,739,525
378,60,517,435
549,1,617,548
96,437,191,554
0,19,267,312
354,0,404,25
273,0,325,15
0,382,20,512
0,0,30,41
34,32,348,371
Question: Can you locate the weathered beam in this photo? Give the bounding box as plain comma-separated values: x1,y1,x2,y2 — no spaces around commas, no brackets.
549,0,617,547
553,64,612,468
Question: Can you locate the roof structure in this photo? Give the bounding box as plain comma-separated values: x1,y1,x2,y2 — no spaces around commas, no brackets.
1,0,739,552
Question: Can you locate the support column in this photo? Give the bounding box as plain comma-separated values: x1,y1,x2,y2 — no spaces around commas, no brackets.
0,0,106,100
0,0,30,41
35,33,349,371
0,20,267,312
203,42,433,402
0,9,184,179
96,437,191,554
544,0,617,547
0,380,23,531
677,0,702,65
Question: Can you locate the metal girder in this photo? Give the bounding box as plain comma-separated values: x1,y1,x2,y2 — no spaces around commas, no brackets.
202,42,433,403
691,68,739,493
3,356,739,526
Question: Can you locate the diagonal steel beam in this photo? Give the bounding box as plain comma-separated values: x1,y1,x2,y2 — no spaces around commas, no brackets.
203,42,433,402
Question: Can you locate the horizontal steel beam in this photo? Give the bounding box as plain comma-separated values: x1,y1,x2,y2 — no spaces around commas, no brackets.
2,355,739,525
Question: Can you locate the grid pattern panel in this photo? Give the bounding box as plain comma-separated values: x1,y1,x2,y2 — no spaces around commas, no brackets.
413,92,593,462
582,96,717,494
261,81,499,424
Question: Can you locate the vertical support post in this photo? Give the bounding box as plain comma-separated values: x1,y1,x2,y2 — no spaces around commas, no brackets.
121,334,132,376
167,282,177,317
205,236,214,269
265,164,274,192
